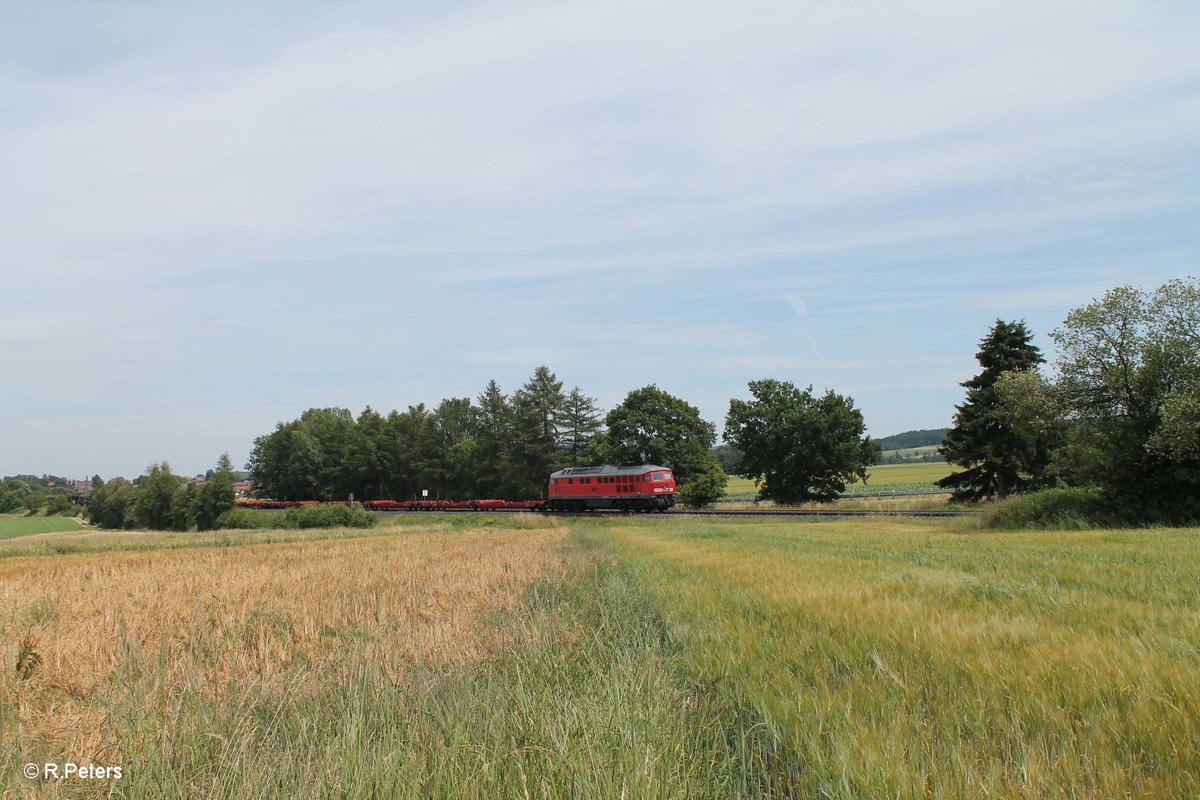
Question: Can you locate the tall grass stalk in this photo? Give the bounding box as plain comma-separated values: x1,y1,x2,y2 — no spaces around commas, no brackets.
596,517,1200,799
4,525,791,798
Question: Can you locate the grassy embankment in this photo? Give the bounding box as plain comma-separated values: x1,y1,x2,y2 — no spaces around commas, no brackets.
4,515,1198,798
0,514,83,541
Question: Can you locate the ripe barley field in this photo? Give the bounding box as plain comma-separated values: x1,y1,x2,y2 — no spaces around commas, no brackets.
2,523,570,797
3,515,1197,798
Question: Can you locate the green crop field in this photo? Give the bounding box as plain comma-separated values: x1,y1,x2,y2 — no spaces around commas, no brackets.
597,517,1200,798
856,461,954,486
0,514,82,540
4,516,1196,798
721,461,954,501
881,444,943,459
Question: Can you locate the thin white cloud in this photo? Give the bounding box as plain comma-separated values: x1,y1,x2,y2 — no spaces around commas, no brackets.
2,0,1198,475
2,0,1197,278
782,294,809,316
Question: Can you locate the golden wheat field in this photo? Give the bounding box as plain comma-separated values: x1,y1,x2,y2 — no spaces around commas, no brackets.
0,526,567,779
4,517,1198,799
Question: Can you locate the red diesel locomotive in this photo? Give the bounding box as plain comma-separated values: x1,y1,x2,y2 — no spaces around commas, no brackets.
234,464,677,513
545,464,677,512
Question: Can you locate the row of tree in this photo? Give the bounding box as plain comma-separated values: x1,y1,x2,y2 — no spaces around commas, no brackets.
246,368,612,502
246,369,881,508
71,276,1198,526
940,277,1200,521
0,475,84,515
86,456,237,530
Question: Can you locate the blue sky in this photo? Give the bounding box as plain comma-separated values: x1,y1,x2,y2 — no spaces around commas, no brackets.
2,0,1198,479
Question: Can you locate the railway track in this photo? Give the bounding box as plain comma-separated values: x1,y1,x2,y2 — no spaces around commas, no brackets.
375,508,978,519
661,508,975,519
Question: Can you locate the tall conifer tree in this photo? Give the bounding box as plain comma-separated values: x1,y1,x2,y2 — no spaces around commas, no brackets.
939,320,1043,499
559,386,602,466
508,367,566,497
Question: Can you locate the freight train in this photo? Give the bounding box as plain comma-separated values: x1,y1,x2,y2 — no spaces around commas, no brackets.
233,463,677,513
546,463,676,511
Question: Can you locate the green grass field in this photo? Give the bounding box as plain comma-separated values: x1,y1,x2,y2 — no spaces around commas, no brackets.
597,518,1200,798
857,461,954,486
881,444,943,458
0,514,82,540
722,462,954,501
4,516,1197,798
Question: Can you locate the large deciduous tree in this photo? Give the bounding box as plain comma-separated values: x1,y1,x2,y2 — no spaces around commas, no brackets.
597,385,726,506
248,408,360,500
429,397,480,499
724,379,877,504
1049,278,1200,518
938,320,1044,500
131,462,182,530
86,478,137,529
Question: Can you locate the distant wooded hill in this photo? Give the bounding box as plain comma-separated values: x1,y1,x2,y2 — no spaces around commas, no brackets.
872,429,949,465
874,429,948,451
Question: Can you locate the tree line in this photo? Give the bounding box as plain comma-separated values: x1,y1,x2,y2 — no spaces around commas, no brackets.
85,455,238,530
0,475,84,516
246,368,881,509
66,275,1200,528
874,429,948,451
940,277,1200,523
72,369,878,529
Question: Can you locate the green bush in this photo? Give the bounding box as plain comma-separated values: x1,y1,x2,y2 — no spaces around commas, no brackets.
215,504,377,530
983,488,1116,529
677,460,729,508
283,503,377,529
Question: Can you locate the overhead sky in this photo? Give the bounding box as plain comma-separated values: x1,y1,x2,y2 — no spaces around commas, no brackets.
2,0,1198,479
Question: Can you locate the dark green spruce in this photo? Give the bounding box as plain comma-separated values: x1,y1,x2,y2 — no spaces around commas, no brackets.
938,320,1044,500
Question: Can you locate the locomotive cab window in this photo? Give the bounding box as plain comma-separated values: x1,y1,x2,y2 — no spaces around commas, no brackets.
652,472,663,481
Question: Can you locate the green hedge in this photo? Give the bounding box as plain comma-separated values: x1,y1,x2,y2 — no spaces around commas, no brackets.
983,488,1116,529
284,504,377,529
215,504,378,530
